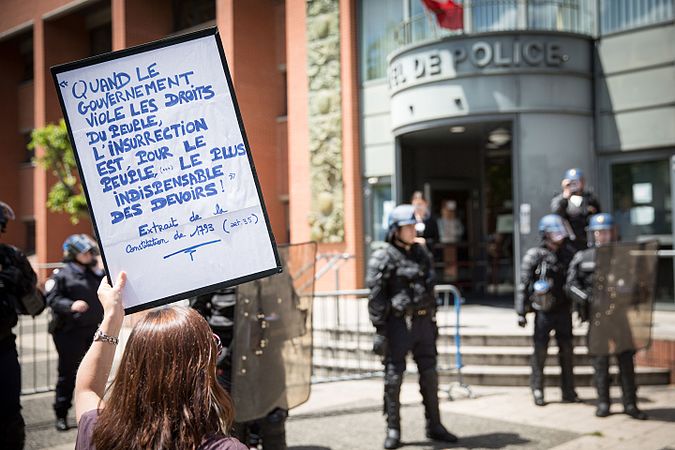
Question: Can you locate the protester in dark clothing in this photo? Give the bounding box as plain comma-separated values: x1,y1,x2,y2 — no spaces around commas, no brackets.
516,214,580,407
567,213,647,420
46,234,104,431
367,203,457,449
551,168,601,252
73,273,245,450
0,201,43,450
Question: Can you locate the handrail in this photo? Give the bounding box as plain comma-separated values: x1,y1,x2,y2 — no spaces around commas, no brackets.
313,284,463,299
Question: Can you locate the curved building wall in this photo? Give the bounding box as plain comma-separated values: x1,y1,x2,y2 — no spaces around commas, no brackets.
388,31,595,253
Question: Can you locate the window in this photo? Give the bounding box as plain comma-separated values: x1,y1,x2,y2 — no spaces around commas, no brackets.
172,0,216,33
601,0,674,34
89,23,112,57
472,0,519,32
359,0,404,81
368,181,393,244
611,159,671,241
23,219,36,256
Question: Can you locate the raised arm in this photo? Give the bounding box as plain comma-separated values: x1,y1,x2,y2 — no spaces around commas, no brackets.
74,271,126,422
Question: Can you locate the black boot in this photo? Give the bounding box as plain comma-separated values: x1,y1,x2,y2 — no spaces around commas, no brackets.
593,355,611,417
259,408,288,450
530,346,548,406
419,369,458,443
383,369,403,449
55,417,69,432
617,351,647,420
558,340,579,402
532,389,545,406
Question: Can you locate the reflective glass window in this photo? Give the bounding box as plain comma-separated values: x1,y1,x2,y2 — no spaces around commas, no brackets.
601,0,674,34
359,0,404,81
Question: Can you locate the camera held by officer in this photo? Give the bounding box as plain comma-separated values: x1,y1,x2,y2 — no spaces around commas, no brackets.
366,203,457,449
566,213,647,420
551,168,601,252
516,214,579,407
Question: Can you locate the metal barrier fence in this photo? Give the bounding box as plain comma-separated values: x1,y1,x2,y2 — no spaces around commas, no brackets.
18,282,466,395
311,284,466,385
17,311,56,395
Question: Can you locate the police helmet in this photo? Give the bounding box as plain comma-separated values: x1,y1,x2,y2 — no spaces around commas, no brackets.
588,213,613,231
538,214,568,242
386,204,416,242
0,201,15,233
63,234,97,261
564,168,583,181
388,204,416,230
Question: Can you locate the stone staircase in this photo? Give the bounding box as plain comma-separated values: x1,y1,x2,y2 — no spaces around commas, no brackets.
312,326,671,386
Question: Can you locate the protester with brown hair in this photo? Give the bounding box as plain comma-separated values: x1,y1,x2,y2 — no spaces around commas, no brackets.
73,271,245,450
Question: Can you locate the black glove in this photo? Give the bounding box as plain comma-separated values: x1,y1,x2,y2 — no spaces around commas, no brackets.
372,333,388,356
517,315,527,328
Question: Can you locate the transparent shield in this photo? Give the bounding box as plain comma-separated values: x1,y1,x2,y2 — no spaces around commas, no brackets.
588,241,658,356
232,242,316,422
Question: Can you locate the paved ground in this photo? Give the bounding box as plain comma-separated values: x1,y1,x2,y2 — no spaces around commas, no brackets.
23,379,675,450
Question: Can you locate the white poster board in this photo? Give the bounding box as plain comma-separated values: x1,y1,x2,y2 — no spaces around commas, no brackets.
52,28,281,313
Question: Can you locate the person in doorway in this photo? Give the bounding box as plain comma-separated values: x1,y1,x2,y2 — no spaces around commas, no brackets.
566,213,647,420
46,234,104,431
516,214,580,407
411,191,440,253
551,168,601,251
367,204,457,449
437,200,464,281
0,201,43,450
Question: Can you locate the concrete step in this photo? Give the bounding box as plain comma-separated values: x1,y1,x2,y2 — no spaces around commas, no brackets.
313,327,588,347
313,341,593,366
312,358,671,387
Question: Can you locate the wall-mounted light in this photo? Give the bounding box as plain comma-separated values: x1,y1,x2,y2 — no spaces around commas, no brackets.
450,126,465,133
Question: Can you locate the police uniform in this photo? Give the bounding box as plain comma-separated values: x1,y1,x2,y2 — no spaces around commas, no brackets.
550,169,601,252
191,288,288,449
367,203,456,449
516,215,578,405
0,200,44,449
0,243,39,450
46,261,103,424
566,213,646,419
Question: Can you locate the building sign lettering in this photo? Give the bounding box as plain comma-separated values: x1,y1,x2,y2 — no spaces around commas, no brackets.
389,38,569,91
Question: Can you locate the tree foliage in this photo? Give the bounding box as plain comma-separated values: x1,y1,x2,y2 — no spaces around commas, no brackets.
28,119,88,223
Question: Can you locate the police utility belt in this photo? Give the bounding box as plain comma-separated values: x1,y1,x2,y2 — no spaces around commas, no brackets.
393,306,430,318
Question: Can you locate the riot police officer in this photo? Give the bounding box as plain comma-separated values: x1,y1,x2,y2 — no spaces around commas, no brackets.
367,204,457,449
566,213,647,419
46,234,104,431
516,214,579,407
551,168,601,252
0,201,42,449
191,288,288,449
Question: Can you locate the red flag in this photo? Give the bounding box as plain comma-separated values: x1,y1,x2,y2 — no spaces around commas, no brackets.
421,0,464,30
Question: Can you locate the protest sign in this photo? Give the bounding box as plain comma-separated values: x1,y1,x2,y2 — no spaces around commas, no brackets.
51,28,281,314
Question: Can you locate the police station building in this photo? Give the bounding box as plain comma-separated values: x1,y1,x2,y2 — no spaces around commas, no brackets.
359,0,675,307
1,0,673,307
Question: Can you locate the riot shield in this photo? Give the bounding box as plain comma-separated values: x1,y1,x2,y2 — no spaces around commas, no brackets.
588,241,658,356
232,242,316,422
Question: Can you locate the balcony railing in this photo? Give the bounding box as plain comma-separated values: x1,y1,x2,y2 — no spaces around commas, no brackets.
394,0,597,48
